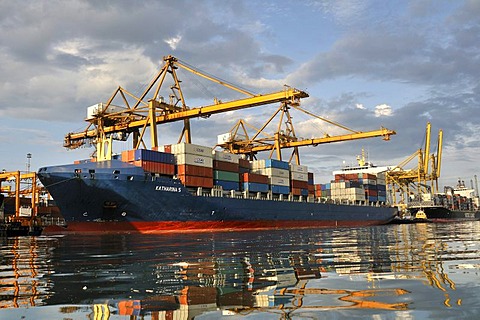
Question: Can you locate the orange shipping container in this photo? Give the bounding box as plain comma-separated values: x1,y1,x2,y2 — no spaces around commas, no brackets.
177,174,213,188
177,164,213,178
121,150,135,162
291,180,308,189
133,160,175,175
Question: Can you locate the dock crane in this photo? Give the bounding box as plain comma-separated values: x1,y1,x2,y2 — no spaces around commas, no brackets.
217,102,395,164
386,122,443,205
63,55,395,161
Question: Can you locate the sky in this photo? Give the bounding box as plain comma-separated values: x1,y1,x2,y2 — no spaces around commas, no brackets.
0,0,479,189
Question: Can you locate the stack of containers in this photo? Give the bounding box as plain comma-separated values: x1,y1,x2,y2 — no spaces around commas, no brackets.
252,159,290,195
314,183,329,198
362,173,378,202
241,171,269,193
330,181,365,202
213,150,240,191
290,163,309,196
238,158,251,174
172,143,214,188
121,149,175,175
376,172,387,203
307,172,315,196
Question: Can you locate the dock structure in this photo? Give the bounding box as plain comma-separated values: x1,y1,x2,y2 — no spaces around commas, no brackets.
0,171,43,236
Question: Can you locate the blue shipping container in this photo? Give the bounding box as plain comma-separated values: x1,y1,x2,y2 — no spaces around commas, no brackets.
242,182,269,193
134,149,175,164
271,184,290,194
214,180,239,191
377,184,387,191
264,159,289,170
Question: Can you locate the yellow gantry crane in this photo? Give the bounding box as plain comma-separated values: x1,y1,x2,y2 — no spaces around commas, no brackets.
63,55,395,161
0,171,38,219
386,122,443,205
217,102,395,164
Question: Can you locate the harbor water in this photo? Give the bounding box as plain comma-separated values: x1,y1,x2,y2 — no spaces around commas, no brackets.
1,221,480,319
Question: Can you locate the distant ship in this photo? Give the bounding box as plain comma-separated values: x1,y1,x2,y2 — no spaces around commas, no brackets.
408,179,480,221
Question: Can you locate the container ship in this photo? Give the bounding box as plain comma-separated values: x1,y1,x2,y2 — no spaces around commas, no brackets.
38,145,397,233
407,179,480,221
36,55,398,232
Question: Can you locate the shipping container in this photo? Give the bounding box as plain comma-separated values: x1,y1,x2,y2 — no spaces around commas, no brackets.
252,159,289,170
177,174,213,188
291,180,309,189
213,160,239,172
175,154,213,168
133,160,175,175
241,172,269,184
254,167,289,178
242,182,269,193
289,163,308,173
213,170,239,182
133,149,175,164
308,172,314,185
214,180,239,191
291,172,308,182
171,143,213,157
177,164,213,178
270,185,290,194
269,176,290,187
213,150,240,163
239,158,251,169
156,144,172,153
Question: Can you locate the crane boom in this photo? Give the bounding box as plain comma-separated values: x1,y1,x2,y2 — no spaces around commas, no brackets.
64,88,308,146
228,128,395,154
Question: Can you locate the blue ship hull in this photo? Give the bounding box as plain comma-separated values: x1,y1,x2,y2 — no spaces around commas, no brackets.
37,160,397,233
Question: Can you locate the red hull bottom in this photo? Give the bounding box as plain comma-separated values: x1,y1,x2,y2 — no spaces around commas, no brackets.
43,220,388,234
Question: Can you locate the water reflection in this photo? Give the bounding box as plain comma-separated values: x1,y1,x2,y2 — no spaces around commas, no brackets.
1,222,479,319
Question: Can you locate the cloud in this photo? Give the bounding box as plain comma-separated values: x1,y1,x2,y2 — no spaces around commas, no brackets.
374,104,393,117
165,34,182,50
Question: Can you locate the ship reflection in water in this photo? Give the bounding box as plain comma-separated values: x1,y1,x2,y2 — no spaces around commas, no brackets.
1,222,480,319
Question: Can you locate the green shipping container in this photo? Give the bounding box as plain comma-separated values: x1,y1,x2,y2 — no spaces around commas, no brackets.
213,170,239,182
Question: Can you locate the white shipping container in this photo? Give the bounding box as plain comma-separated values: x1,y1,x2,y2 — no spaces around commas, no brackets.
253,167,289,178
377,178,386,185
171,143,213,157
217,132,233,144
364,179,377,185
175,154,213,168
289,163,308,173
269,176,290,186
331,181,351,190
291,172,308,182
87,103,126,120
213,150,240,163
377,172,386,180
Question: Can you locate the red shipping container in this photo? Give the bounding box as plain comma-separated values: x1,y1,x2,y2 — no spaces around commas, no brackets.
291,188,302,196
121,150,135,162
308,185,315,192
241,172,269,184
213,160,239,172
178,174,213,188
177,164,213,178
291,180,308,189
239,158,251,169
